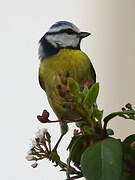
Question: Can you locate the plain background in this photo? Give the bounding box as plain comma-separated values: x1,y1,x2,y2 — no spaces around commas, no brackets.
0,0,135,179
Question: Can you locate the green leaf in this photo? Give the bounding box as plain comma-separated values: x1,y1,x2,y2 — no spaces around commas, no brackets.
70,135,91,164
84,83,99,107
66,135,82,179
46,132,51,143
66,135,92,179
67,135,81,151
123,134,135,153
80,138,122,180
63,101,72,109
83,86,89,96
93,108,103,128
122,134,135,169
76,92,84,104
67,78,80,96
120,172,135,180
83,125,94,134
74,103,87,118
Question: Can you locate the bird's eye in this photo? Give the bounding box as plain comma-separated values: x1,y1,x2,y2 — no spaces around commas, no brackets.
65,29,76,34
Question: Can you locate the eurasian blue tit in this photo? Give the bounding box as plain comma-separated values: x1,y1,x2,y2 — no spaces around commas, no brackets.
38,21,96,151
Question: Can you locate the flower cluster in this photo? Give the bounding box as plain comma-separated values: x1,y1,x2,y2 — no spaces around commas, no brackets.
26,128,51,168
26,76,135,180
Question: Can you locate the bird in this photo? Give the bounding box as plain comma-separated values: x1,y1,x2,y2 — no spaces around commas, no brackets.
38,21,96,151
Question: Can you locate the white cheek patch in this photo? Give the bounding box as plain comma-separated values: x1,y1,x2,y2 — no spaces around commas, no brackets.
46,34,80,48
59,34,80,47
46,35,58,48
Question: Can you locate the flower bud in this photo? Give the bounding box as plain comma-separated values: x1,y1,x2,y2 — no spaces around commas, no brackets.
37,115,48,123
27,150,33,155
125,103,132,110
42,110,49,119
30,139,37,149
37,110,49,123
35,128,47,139
31,162,38,168
84,81,93,88
122,107,126,111
25,155,34,161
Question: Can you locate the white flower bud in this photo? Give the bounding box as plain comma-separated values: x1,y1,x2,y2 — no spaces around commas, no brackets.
35,128,48,139
27,150,33,155
25,155,34,161
30,139,37,149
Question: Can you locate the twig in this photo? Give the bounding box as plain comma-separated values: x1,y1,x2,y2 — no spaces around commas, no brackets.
65,174,83,180
58,160,82,176
45,118,84,124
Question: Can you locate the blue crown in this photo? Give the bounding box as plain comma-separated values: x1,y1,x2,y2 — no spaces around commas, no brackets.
50,21,74,29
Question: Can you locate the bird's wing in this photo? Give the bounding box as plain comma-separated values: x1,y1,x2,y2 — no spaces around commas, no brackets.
90,61,96,82
38,71,46,91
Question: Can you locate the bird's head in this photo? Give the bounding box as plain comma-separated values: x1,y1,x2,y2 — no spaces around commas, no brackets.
39,21,91,59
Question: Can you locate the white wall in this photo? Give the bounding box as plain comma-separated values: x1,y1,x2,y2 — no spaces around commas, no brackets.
0,0,135,179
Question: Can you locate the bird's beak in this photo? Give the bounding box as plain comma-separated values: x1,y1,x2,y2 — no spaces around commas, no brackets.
79,32,91,38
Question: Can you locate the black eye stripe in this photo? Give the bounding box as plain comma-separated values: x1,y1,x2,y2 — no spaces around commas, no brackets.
47,28,78,35
64,29,77,34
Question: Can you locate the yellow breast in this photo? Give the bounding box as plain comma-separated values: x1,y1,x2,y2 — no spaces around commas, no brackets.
39,49,94,119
